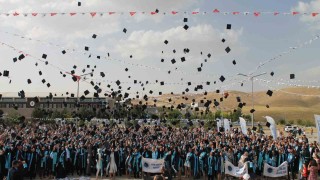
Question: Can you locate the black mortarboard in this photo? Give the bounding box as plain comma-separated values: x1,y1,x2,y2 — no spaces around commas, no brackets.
225,47,231,53
216,89,220,93
125,68,128,71
78,1,81,6
238,103,243,108
35,63,38,66
159,92,162,95
27,79,32,84
42,79,46,84
160,81,164,85
226,24,231,29
171,59,176,64
183,18,188,22
181,57,186,62
164,40,168,44
183,24,189,30
252,127,257,131
72,76,77,82
18,90,25,98
266,90,273,97
39,71,42,76
123,28,127,33
290,74,295,79
85,46,89,51
116,80,121,86
219,76,225,82
92,34,97,39
100,72,105,77
222,38,226,43
62,50,66,54
42,54,47,59
232,60,236,65
3,70,9,77
206,81,210,85
45,61,48,65
236,96,241,102
18,54,25,60
250,109,255,113
84,90,90,95
214,101,219,106
13,57,17,62
266,122,270,128
220,97,223,102
270,71,274,76
161,59,164,62
71,93,75,97
266,104,270,108
46,83,51,88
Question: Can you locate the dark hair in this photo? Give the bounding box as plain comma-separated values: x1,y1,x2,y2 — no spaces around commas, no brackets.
12,160,19,166
154,175,164,180
310,160,318,167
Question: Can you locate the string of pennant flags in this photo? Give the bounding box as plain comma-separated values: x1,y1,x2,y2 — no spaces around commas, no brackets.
256,78,320,89
1,10,320,17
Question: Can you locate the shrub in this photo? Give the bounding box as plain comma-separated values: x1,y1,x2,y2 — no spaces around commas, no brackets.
278,119,286,125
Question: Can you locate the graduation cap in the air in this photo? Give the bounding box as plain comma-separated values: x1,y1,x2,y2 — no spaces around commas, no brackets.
18,90,25,98
225,47,231,53
250,109,255,113
197,67,202,72
183,24,189,30
164,40,168,44
216,89,220,93
214,101,220,106
13,57,17,62
18,54,25,60
42,54,47,59
100,72,105,77
266,90,273,97
62,50,66,54
92,34,97,39
232,60,236,65
160,81,164,85
123,28,127,33
3,70,9,77
236,97,241,102
222,38,226,43
252,127,257,131
125,68,129,72
171,59,176,64
85,46,89,51
78,1,81,6
266,122,271,128
206,81,210,85
219,76,225,82
181,57,186,62
84,90,90,96
39,71,42,76
183,18,188,22
45,61,48,65
27,79,32,84
270,71,274,76
226,24,231,29
290,74,295,79
46,83,51,88
238,103,243,108
266,104,270,108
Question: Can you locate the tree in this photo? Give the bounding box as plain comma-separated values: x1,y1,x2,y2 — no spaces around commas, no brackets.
31,108,45,119
78,107,96,121
0,109,4,119
214,110,222,119
6,109,21,124
167,109,182,119
51,110,62,119
61,108,72,119
230,108,242,122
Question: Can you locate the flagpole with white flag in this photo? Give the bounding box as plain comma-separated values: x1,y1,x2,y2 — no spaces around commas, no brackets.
314,115,320,143
239,117,247,135
265,116,277,140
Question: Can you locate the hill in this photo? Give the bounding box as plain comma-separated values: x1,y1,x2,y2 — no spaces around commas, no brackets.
135,87,320,123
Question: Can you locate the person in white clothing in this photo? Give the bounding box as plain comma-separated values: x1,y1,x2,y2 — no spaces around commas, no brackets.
108,147,117,180
96,149,103,179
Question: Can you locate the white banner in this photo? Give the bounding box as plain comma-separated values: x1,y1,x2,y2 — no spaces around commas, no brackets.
216,119,221,132
225,160,248,178
315,115,320,143
266,116,277,140
224,118,230,132
239,117,247,135
263,161,288,177
142,158,164,173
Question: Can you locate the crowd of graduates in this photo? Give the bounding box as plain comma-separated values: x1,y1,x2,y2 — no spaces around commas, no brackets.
0,121,319,180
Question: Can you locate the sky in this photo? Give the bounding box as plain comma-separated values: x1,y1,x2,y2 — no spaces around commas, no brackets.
0,0,320,98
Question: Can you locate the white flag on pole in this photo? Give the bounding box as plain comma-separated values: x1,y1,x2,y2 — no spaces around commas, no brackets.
265,116,277,140
239,117,247,135
314,115,320,143
224,118,230,132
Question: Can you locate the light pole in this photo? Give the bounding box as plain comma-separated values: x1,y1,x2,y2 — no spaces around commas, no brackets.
237,72,267,128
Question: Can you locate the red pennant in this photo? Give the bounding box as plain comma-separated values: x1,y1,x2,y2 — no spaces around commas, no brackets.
129,12,136,16
50,13,57,16
232,12,240,15
32,13,38,16
13,12,19,16
151,12,156,15
274,12,279,16
192,11,199,15
70,13,77,16
312,12,319,17
171,11,178,15
90,12,97,17
109,12,115,15
213,9,220,13
253,12,260,17
292,11,299,15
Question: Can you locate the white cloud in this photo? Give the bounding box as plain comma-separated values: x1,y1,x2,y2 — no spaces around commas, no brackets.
293,0,320,29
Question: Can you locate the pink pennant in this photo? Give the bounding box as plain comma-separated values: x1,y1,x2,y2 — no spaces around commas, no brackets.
32,13,38,16
151,12,156,15
90,12,97,17
70,13,77,16
232,12,240,15
171,11,178,15
50,13,57,16
109,12,115,15
129,12,136,16
292,11,299,15
13,12,19,16
312,12,319,17
192,11,199,15
253,12,260,17
274,12,279,16
213,9,220,13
